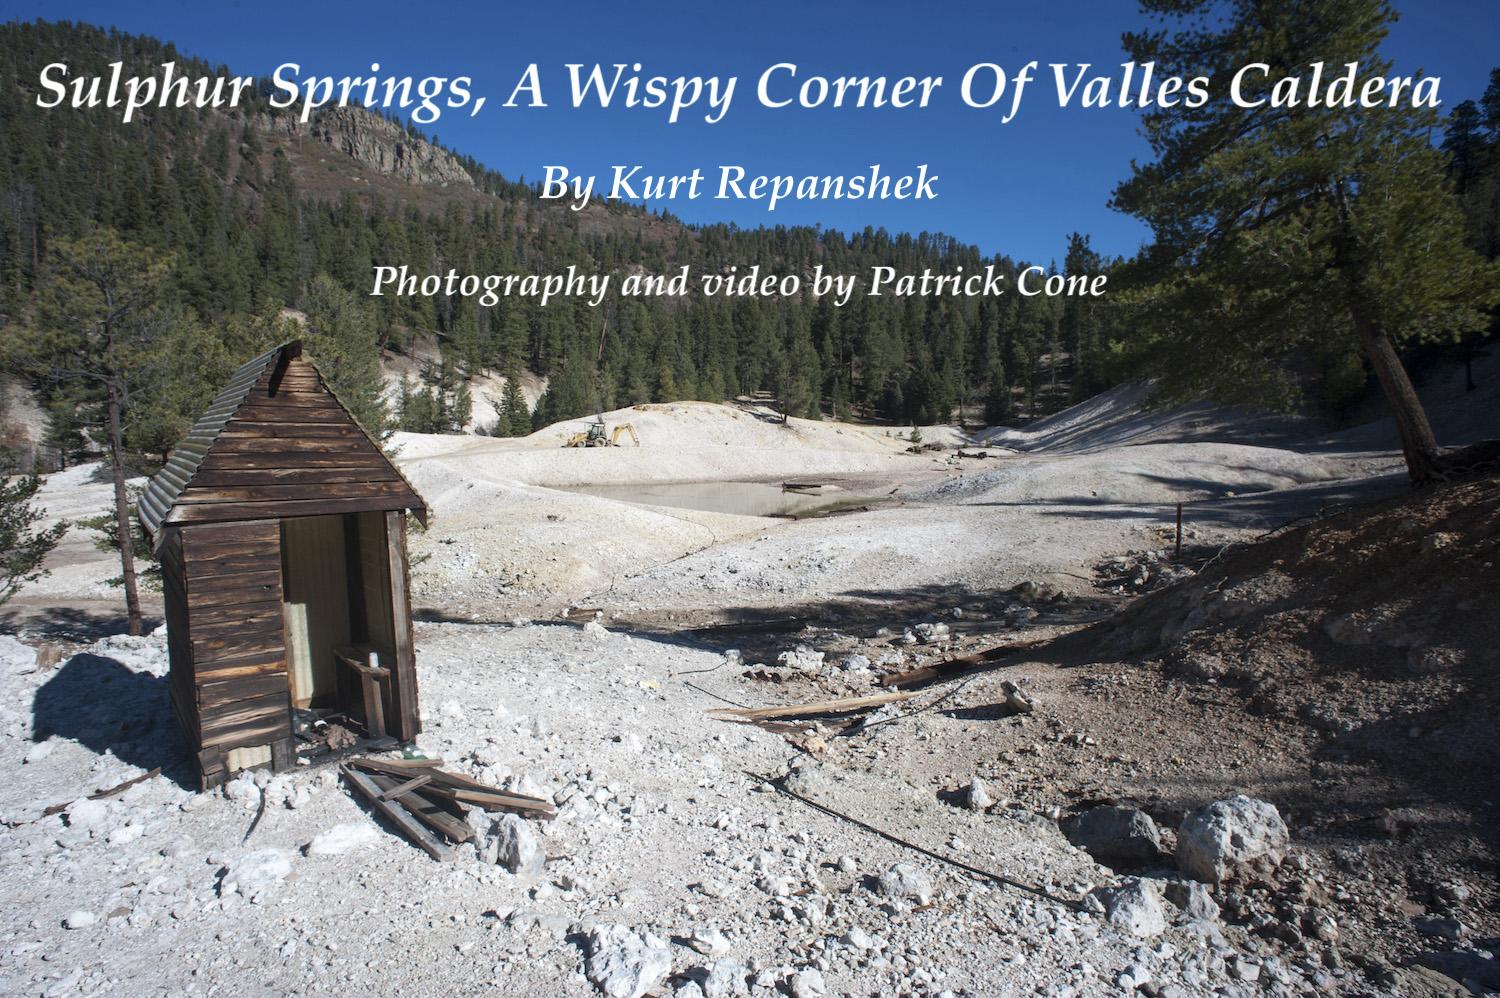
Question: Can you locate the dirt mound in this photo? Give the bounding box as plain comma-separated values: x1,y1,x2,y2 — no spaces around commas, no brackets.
1073,473,1500,972
1102,473,1500,735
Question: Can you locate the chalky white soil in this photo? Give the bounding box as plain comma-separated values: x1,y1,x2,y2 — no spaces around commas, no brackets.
3,379,1494,996
392,399,1391,620
0,622,1270,998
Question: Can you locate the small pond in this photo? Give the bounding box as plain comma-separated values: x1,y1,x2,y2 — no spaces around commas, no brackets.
563,481,861,518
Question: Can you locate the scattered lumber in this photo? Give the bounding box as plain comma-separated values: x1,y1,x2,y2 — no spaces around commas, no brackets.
41,767,165,817
344,757,554,819
880,637,1051,689
342,765,451,862
339,755,555,859
365,774,474,845
708,690,917,722
377,774,432,800
89,767,162,800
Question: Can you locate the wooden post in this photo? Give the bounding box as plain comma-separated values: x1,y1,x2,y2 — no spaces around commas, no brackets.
385,511,421,742
1175,503,1183,561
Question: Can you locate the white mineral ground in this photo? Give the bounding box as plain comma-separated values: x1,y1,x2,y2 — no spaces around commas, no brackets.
0,356,1495,996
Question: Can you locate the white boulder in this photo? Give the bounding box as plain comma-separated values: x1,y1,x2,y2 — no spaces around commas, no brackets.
0,634,36,675
584,924,671,998
305,821,380,856
65,798,109,830
219,848,293,897
1177,795,1289,884
62,910,96,930
1090,879,1168,938
494,813,545,876
875,862,934,905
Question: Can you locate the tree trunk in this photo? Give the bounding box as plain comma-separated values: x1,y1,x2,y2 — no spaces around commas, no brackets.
106,379,143,636
1354,319,1444,485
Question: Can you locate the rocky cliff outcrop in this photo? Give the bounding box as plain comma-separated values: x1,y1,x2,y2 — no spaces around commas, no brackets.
252,107,474,188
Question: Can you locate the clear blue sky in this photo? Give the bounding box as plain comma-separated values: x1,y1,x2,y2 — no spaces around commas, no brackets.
8,0,1498,263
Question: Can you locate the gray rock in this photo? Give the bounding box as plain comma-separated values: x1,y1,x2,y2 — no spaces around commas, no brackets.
841,653,871,672
1303,907,1338,942
64,797,110,831
696,959,749,998
686,927,730,957
1177,795,1288,884
222,774,262,811
1227,955,1261,982
840,926,876,951
787,968,826,998
1412,951,1500,991
494,813,545,876
304,821,379,856
1414,916,1464,941
876,862,934,904
777,645,825,673
257,106,475,186
1000,680,1034,715
1062,805,1162,866
964,778,994,811
913,622,950,643
1089,879,1168,937
1116,964,1151,991
585,924,672,998
1162,879,1220,922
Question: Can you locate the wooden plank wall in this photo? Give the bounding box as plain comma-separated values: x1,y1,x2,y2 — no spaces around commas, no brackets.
167,357,422,526
158,528,199,748
179,520,292,763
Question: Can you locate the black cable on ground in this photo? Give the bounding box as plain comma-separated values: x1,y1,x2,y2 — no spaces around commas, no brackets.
751,769,1086,913
684,681,753,710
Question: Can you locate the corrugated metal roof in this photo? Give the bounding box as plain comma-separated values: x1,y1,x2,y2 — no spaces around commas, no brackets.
137,342,289,544
137,340,428,549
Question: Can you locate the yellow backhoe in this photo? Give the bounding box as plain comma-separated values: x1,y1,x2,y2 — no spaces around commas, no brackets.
564,418,640,448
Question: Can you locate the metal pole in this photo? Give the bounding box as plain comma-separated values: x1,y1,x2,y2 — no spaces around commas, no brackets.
1175,503,1183,561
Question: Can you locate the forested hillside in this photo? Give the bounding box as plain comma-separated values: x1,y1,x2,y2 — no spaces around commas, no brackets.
0,18,1128,463
2,19,1497,471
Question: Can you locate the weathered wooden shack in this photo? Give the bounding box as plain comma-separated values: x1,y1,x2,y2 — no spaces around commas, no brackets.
138,341,428,788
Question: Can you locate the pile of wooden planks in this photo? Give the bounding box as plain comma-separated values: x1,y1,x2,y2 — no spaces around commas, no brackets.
340,756,555,861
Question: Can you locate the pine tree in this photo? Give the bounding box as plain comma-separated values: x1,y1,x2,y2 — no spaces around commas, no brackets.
42,394,88,471
15,230,167,634
501,371,530,436
1113,0,1500,483
1060,234,1108,401
0,456,67,606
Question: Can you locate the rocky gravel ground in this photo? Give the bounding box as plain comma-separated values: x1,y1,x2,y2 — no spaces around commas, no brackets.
0,619,1333,997
3,386,1496,995
4,596,1485,997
